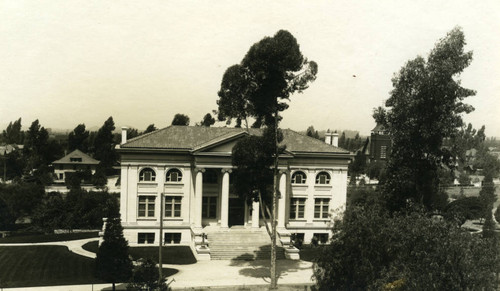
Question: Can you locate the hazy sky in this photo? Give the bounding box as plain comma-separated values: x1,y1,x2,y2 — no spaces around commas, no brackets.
1,0,499,136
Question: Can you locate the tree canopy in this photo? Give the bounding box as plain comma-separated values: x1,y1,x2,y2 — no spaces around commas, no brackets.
68,124,89,152
2,118,23,144
374,27,476,210
171,113,190,126
217,30,318,128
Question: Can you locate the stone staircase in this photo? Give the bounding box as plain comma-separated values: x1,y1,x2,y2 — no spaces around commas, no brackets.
207,229,286,260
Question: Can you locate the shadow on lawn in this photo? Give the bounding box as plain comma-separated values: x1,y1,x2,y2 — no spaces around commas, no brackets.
229,245,308,281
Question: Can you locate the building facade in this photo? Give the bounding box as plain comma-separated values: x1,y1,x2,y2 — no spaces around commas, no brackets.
117,126,351,259
52,149,99,182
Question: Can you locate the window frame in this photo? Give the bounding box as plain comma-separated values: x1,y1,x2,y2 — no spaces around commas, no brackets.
290,197,306,220
166,168,183,183
202,196,217,219
315,171,331,185
138,232,155,244
291,171,307,184
314,198,330,219
164,196,182,218
139,168,156,182
138,195,156,218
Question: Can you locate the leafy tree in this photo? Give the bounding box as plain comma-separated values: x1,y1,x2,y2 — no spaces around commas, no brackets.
306,126,320,140
200,113,216,127
31,192,66,232
444,196,483,225
2,118,23,144
217,30,318,128
314,204,499,290
219,30,317,288
93,117,117,174
68,124,90,152
349,151,367,184
479,174,496,221
171,114,190,126
144,124,157,134
338,132,346,149
96,217,133,291
127,128,139,139
0,182,44,226
373,28,475,211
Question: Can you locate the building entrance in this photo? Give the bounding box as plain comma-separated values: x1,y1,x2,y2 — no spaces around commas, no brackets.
228,197,245,226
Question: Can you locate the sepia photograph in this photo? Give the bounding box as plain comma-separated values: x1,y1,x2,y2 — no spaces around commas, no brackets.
0,1,499,290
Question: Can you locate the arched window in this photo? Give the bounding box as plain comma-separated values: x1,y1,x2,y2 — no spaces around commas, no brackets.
316,171,331,184
139,168,156,182
166,168,183,182
291,171,307,184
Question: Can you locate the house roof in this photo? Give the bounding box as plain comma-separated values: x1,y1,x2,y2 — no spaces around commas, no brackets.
52,149,100,165
371,124,387,133
120,126,349,154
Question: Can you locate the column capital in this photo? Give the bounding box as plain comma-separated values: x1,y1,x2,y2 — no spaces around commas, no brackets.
279,169,289,175
221,168,232,174
195,167,205,173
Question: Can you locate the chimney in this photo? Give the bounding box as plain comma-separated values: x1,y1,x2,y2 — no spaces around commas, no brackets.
325,130,332,145
121,127,128,145
331,131,339,147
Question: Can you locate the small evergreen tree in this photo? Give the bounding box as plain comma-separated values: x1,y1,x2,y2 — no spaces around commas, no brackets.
96,217,133,291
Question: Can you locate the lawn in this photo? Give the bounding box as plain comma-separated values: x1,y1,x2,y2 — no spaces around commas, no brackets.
0,245,104,288
0,231,99,243
0,245,179,288
82,241,197,265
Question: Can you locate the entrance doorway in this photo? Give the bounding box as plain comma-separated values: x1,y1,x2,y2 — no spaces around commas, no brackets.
228,197,245,226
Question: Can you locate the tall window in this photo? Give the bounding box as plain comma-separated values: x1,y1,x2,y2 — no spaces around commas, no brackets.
314,198,330,219
164,196,182,218
315,172,331,184
290,198,306,219
291,171,307,184
202,196,217,218
139,168,156,182
138,196,155,217
380,146,387,159
166,168,182,182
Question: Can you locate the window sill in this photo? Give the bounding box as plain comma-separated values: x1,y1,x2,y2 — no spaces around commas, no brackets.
164,182,184,186
137,218,157,221
314,184,332,188
162,218,183,221
289,219,307,222
313,219,330,222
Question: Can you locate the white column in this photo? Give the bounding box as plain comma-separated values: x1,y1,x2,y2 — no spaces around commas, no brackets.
252,201,260,228
306,169,315,223
220,169,230,228
195,168,204,228
120,165,128,222
277,171,287,228
127,166,138,223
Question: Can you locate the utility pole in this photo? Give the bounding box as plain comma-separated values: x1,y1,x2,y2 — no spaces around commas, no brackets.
270,107,279,289
158,193,164,285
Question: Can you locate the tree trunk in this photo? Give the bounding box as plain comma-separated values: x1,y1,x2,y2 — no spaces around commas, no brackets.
112,282,115,291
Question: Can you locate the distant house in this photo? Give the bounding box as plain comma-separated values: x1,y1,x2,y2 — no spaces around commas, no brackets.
369,124,391,163
52,149,99,182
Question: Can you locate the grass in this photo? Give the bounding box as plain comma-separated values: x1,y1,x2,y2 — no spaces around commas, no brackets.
0,245,104,288
82,241,197,265
0,231,99,243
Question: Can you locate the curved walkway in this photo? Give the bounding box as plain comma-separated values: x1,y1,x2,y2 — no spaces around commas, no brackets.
0,237,98,259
